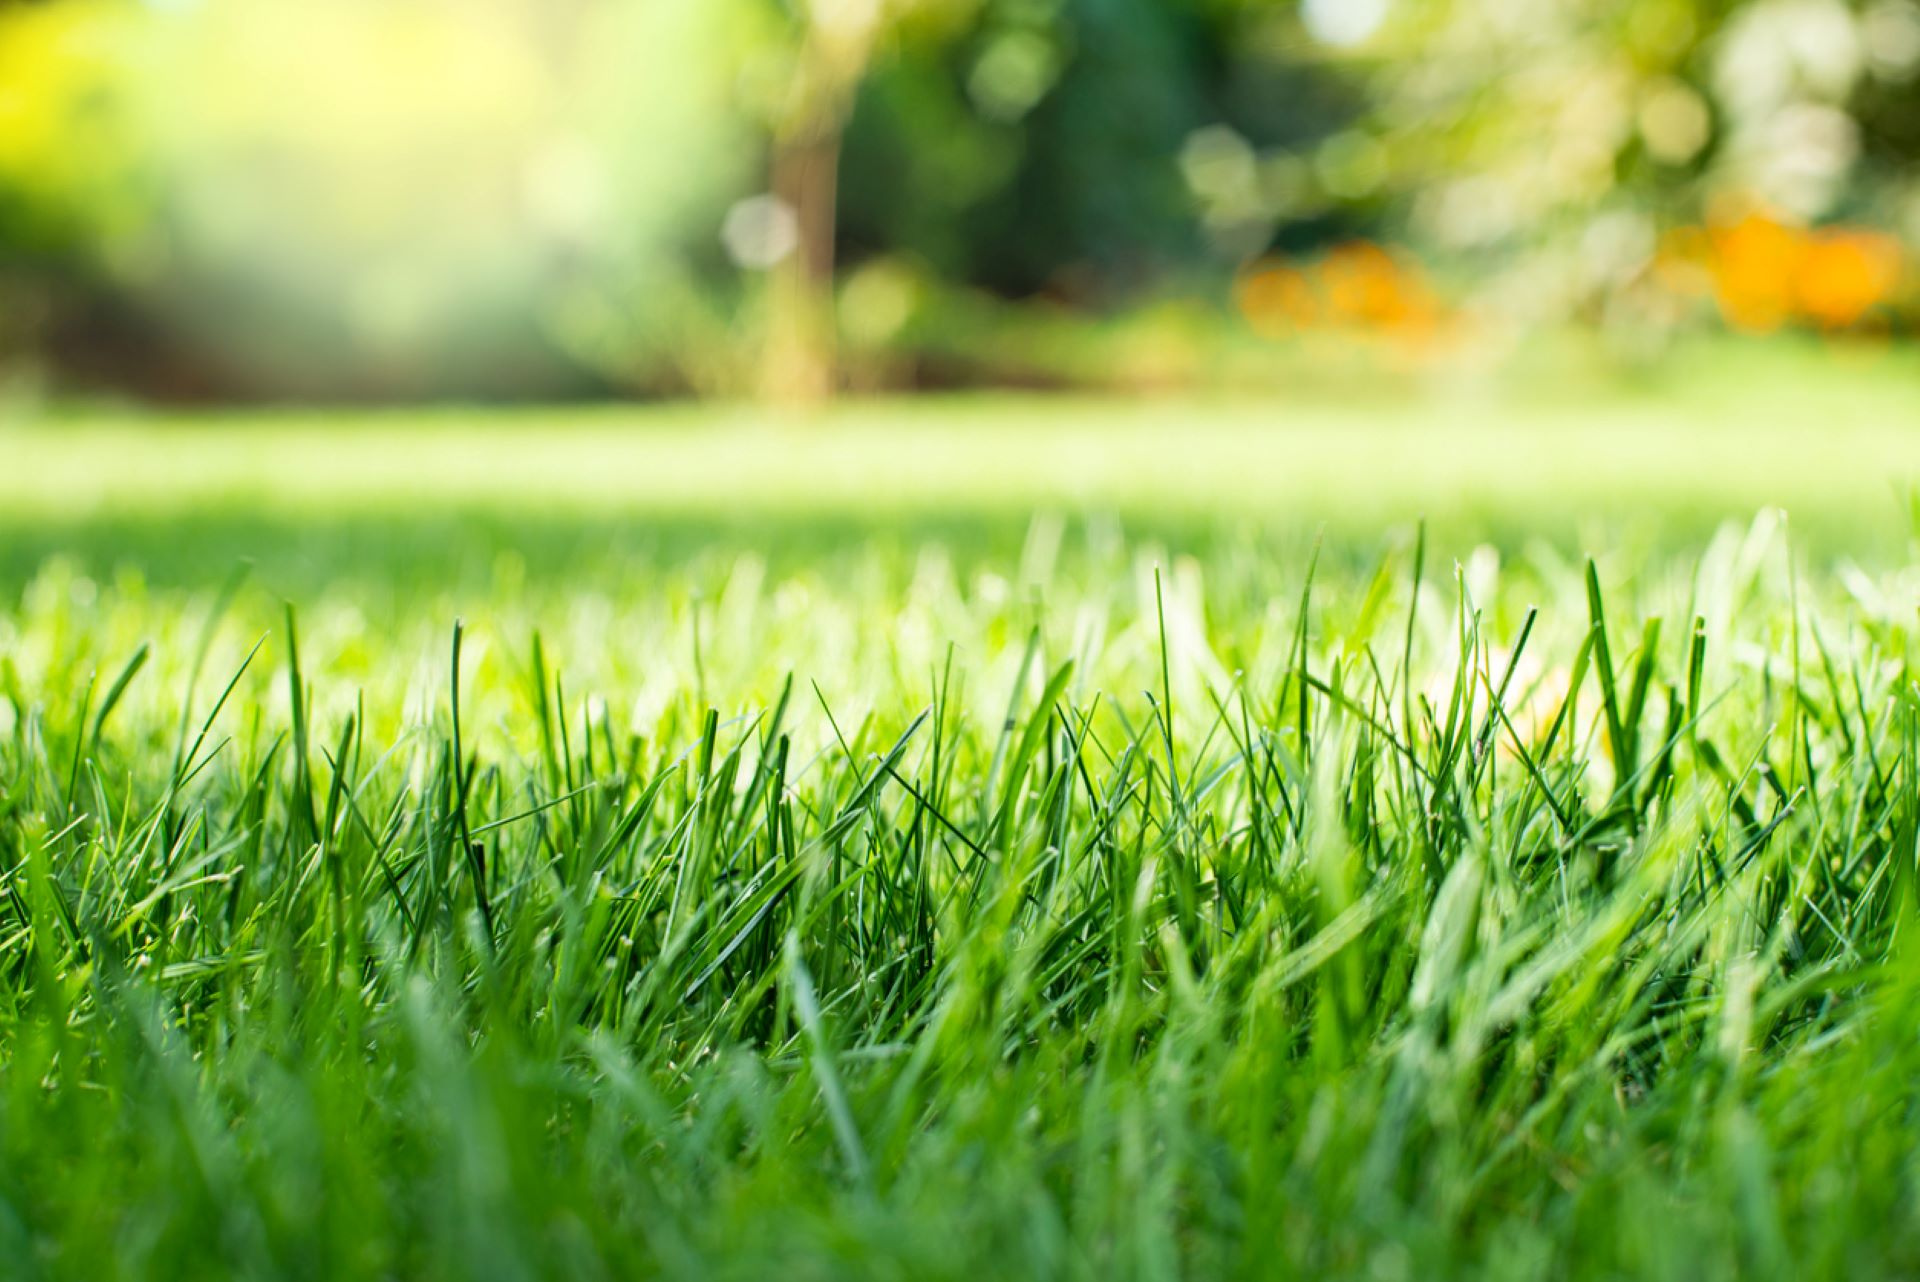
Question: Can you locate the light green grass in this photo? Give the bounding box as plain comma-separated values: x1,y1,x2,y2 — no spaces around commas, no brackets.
6,339,1920,538
3,377,1920,1279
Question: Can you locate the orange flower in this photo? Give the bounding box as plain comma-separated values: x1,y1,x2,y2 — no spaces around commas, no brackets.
1236,242,1446,345
1707,213,1804,334
1794,229,1902,329
1235,261,1319,337
1320,241,1406,327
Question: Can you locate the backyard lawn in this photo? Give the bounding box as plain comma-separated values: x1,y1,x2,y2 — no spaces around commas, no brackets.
4,360,1920,1279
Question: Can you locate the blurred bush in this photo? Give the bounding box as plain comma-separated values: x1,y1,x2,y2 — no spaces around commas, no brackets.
0,0,754,398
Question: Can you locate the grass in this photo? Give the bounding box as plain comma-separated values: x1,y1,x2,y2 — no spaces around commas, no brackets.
5,380,1920,1279
8,338,1920,539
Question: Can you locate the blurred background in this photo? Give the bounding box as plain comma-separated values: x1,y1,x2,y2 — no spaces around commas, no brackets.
3,0,1919,405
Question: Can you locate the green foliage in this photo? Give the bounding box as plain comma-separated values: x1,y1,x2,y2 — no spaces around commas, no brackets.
838,0,1363,295
0,0,757,397
9,0,1920,395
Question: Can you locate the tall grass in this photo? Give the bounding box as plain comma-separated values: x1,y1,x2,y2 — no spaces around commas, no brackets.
2,512,1918,1279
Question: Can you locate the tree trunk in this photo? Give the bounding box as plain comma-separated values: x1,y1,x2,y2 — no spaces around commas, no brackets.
765,126,841,405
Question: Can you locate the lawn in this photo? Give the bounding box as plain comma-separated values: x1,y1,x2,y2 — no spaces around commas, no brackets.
3,363,1920,1279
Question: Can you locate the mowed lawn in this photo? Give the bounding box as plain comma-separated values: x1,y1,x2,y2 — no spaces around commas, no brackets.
9,342,1920,536
3,353,1920,1280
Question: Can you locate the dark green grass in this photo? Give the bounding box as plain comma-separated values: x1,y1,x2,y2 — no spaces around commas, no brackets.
5,488,1920,1280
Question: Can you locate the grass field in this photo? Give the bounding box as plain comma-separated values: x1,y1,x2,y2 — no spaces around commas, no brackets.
5,367,1920,1279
